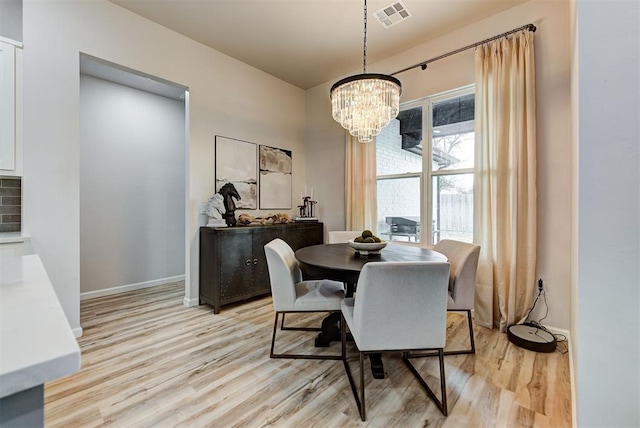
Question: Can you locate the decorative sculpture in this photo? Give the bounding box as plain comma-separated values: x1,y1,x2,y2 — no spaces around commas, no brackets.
237,213,292,225
297,195,317,220
205,193,226,227
218,182,241,227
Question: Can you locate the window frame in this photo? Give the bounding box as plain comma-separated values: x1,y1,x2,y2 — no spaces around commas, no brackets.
376,84,475,246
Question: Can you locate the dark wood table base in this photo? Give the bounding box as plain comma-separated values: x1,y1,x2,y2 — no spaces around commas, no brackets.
314,312,341,347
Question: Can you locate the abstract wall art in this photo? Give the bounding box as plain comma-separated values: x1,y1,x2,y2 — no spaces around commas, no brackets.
215,136,257,210
259,145,292,209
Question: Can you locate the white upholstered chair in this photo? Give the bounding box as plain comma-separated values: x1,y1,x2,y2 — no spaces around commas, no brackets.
432,239,481,355
341,261,451,420
327,231,363,294
327,230,362,244
264,238,345,360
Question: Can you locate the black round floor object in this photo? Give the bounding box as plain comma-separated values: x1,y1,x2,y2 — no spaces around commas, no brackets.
507,323,557,353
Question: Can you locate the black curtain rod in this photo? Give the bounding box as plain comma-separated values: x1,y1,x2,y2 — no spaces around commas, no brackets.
390,23,536,76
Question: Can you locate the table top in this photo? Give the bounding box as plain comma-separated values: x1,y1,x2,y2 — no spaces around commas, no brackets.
295,243,447,285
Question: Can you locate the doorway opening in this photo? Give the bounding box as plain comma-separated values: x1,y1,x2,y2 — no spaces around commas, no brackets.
79,54,189,305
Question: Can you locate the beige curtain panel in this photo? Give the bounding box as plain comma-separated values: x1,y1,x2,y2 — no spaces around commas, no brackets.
346,134,378,232
473,30,537,331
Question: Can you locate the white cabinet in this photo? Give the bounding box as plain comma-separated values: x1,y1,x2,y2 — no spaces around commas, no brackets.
0,38,22,176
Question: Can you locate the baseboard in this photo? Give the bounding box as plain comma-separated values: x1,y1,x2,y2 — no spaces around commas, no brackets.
80,275,185,301
72,326,83,338
542,324,569,337
183,296,199,307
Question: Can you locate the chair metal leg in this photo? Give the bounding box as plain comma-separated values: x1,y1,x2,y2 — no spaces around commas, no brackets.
341,312,450,420
341,314,364,421
340,315,449,422
270,312,342,360
438,348,448,414
467,309,476,352
359,351,366,421
280,312,323,332
344,344,448,419
403,348,448,416
443,309,475,356
411,310,476,357
269,312,280,358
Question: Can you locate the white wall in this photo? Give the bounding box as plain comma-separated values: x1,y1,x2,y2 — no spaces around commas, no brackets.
569,0,578,424
80,75,185,294
575,1,639,426
22,0,306,333
0,0,22,42
307,0,573,330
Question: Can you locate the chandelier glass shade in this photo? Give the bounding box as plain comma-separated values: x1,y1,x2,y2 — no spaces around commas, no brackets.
330,0,402,143
330,73,402,143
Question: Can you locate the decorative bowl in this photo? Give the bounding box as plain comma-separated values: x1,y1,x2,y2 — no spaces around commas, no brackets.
347,239,387,255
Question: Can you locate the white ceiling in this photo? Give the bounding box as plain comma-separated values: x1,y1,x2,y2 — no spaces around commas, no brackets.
109,0,530,90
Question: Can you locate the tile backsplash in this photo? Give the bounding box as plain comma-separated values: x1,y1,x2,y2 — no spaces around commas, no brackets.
0,178,21,232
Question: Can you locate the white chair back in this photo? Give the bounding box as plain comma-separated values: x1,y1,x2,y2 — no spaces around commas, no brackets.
264,238,302,312
432,239,480,309
350,261,450,351
328,231,362,244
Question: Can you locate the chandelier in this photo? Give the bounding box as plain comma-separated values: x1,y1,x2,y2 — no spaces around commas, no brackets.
330,0,402,143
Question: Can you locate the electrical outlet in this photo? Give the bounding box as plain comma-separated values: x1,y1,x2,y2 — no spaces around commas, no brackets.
200,203,207,215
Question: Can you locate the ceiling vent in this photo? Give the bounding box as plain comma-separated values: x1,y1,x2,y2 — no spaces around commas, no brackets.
375,1,412,28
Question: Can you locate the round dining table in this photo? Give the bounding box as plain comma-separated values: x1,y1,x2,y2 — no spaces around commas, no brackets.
294,242,447,379
296,242,447,290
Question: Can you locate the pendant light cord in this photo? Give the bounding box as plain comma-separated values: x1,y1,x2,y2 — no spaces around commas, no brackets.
363,0,368,73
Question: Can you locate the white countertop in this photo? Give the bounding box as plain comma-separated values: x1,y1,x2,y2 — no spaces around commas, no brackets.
0,254,80,398
0,232,31,244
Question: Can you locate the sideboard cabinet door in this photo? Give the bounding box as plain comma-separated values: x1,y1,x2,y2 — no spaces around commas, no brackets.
218,230,254,306
199,222,323,313
249,228,276,297
280,223,323,250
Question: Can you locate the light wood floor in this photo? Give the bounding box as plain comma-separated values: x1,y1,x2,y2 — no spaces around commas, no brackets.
45,282,572,427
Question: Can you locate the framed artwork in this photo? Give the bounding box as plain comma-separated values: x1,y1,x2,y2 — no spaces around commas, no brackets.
259,145,292,209
215,136,257,210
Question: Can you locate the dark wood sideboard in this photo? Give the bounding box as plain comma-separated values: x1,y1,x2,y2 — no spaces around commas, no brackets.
199,222,324,313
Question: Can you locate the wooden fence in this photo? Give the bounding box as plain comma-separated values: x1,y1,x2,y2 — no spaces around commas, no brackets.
435,193,473,234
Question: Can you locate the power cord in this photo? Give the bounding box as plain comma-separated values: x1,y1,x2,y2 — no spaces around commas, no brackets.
522,279,568,354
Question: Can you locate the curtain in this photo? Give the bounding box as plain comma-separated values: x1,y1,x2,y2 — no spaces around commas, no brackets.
345,133,378,232
473,30,537,331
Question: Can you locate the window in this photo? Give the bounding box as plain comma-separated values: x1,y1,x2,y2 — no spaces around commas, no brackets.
376,86,475,245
